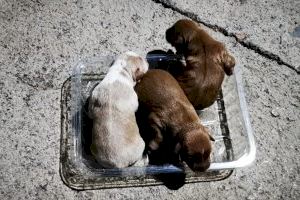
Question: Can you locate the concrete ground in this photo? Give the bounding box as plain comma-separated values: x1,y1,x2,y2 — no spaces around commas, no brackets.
0,0,299,199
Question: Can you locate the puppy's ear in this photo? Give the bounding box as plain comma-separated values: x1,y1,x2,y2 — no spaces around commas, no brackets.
128,56,144,81
222,51,236,76
166,27,185,46
148,117,163,151
134,66,142,81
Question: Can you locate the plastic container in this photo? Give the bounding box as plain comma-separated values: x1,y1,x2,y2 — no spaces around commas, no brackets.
60,54,256,190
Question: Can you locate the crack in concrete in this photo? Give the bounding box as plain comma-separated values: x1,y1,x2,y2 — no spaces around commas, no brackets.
14,73,39,90
153,0,300,74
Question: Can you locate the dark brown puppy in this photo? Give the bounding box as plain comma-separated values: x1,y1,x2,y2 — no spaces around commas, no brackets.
166,19,236,110
135,69,214,172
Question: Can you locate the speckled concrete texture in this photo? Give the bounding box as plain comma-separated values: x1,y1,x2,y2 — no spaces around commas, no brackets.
0,0,299,199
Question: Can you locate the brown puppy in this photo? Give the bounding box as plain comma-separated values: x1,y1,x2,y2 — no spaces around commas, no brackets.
135,69,214,172
166,19,236,110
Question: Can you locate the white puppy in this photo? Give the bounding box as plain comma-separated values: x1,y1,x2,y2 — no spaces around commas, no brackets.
88,51,149,168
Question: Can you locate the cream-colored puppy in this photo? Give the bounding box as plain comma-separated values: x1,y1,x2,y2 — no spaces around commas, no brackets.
88,51,149,168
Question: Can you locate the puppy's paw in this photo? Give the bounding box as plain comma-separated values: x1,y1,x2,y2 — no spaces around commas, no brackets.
222,52,235,76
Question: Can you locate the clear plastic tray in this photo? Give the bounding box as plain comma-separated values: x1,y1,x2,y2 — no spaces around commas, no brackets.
60,55,256,190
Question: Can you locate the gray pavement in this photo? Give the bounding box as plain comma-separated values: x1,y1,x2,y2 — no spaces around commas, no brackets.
157,0,300,72
0,0,299,199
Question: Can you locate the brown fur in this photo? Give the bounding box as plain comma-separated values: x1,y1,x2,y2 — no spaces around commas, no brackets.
135,69,214,172
166,19,236,109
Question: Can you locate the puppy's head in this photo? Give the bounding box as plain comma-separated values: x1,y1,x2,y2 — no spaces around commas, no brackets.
166,19,199,54
116,51,149,81
179,128,214,172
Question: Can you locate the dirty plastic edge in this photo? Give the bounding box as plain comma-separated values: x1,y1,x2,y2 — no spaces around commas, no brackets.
71,56,115,167
209,65,256,170
61,75,233,190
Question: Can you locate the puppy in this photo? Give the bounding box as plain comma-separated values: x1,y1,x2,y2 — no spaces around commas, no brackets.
166,19,236,109
88,51,149,168
135,69,214,172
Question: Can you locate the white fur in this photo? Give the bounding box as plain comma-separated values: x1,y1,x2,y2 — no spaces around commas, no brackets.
88,51,149,168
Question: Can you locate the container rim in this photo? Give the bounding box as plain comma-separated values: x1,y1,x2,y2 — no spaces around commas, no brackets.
209,65,256,170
